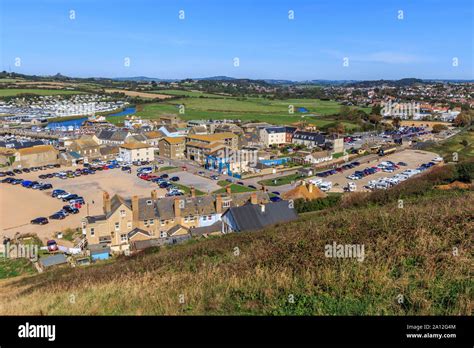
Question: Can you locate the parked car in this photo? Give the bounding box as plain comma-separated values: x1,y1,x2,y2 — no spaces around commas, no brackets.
31,217,49,225
62,205,79,214
50,212,66,220
39,183,53,190
62,194,79,202
47,240,58,252
271,191,280,195
69,197,85,205
248,185,257,189
210,175,219,180
160,174,169,179
170,176,180,182
270,196,282,202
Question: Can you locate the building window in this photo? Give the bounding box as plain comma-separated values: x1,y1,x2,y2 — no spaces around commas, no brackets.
120,209,126,217
127,221,132,229
120,234,127,242
115,222,120,231
90,228,95,236
149,219,154,225
223,200,231,208
160,231,167,238
144,220,149,226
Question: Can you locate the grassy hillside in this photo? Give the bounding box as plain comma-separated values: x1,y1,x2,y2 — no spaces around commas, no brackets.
423,127,474,162
0,163,471,315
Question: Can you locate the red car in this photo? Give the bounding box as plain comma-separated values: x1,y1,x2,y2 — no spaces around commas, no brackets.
181,166,187,171
47,240,58,252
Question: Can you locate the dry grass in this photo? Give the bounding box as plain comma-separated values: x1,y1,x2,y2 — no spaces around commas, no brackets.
0,188,472,315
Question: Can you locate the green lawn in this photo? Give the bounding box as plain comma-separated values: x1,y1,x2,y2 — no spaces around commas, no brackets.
0,89,85,96
107,97,366,129
213,183,256,194
217,180,230,187
0,257,36,279
258,173,304,186
159,166,178,171
173,183,206,196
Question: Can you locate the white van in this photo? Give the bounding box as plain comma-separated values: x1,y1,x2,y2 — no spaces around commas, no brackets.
319,181,332,192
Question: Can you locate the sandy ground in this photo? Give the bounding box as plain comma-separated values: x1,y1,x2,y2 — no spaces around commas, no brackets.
0,166,166,242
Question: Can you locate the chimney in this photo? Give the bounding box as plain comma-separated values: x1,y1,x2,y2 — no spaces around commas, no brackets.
226,185,231,195
174,197,182,218
216,195,223,214
190,186,196,198
151,190,157,200
103,191,111,214
250,192,258,205
132,196,139,227
260,204,266,213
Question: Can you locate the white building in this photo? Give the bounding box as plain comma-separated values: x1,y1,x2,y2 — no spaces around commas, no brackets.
119,142,154,163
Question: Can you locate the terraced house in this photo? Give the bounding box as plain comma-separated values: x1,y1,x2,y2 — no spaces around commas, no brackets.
185,132,238,164
82,189,269,253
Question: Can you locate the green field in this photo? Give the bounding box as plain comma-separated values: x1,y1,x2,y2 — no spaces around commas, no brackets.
151,89,226,98
107,97,366,129
0,89,85,97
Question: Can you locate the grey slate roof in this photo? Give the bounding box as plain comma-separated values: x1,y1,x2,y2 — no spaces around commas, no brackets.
85,215,106,223
97,129,129,142
293,131,325,145
39,254,67,268
223,200,298,232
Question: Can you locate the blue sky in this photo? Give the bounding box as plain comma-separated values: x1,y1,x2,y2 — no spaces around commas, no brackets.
1,0,473,80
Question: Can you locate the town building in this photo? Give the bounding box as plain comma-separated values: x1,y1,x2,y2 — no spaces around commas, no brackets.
158,136,186,160
119,142,154,163
185,132,238,164
64,138,101,162
13,144,59,168
292,131,326,149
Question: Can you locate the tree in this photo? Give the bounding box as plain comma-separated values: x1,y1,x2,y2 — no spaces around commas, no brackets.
432,124,448,133
339,105,351,118
371,104,382,116
454,112,472,127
